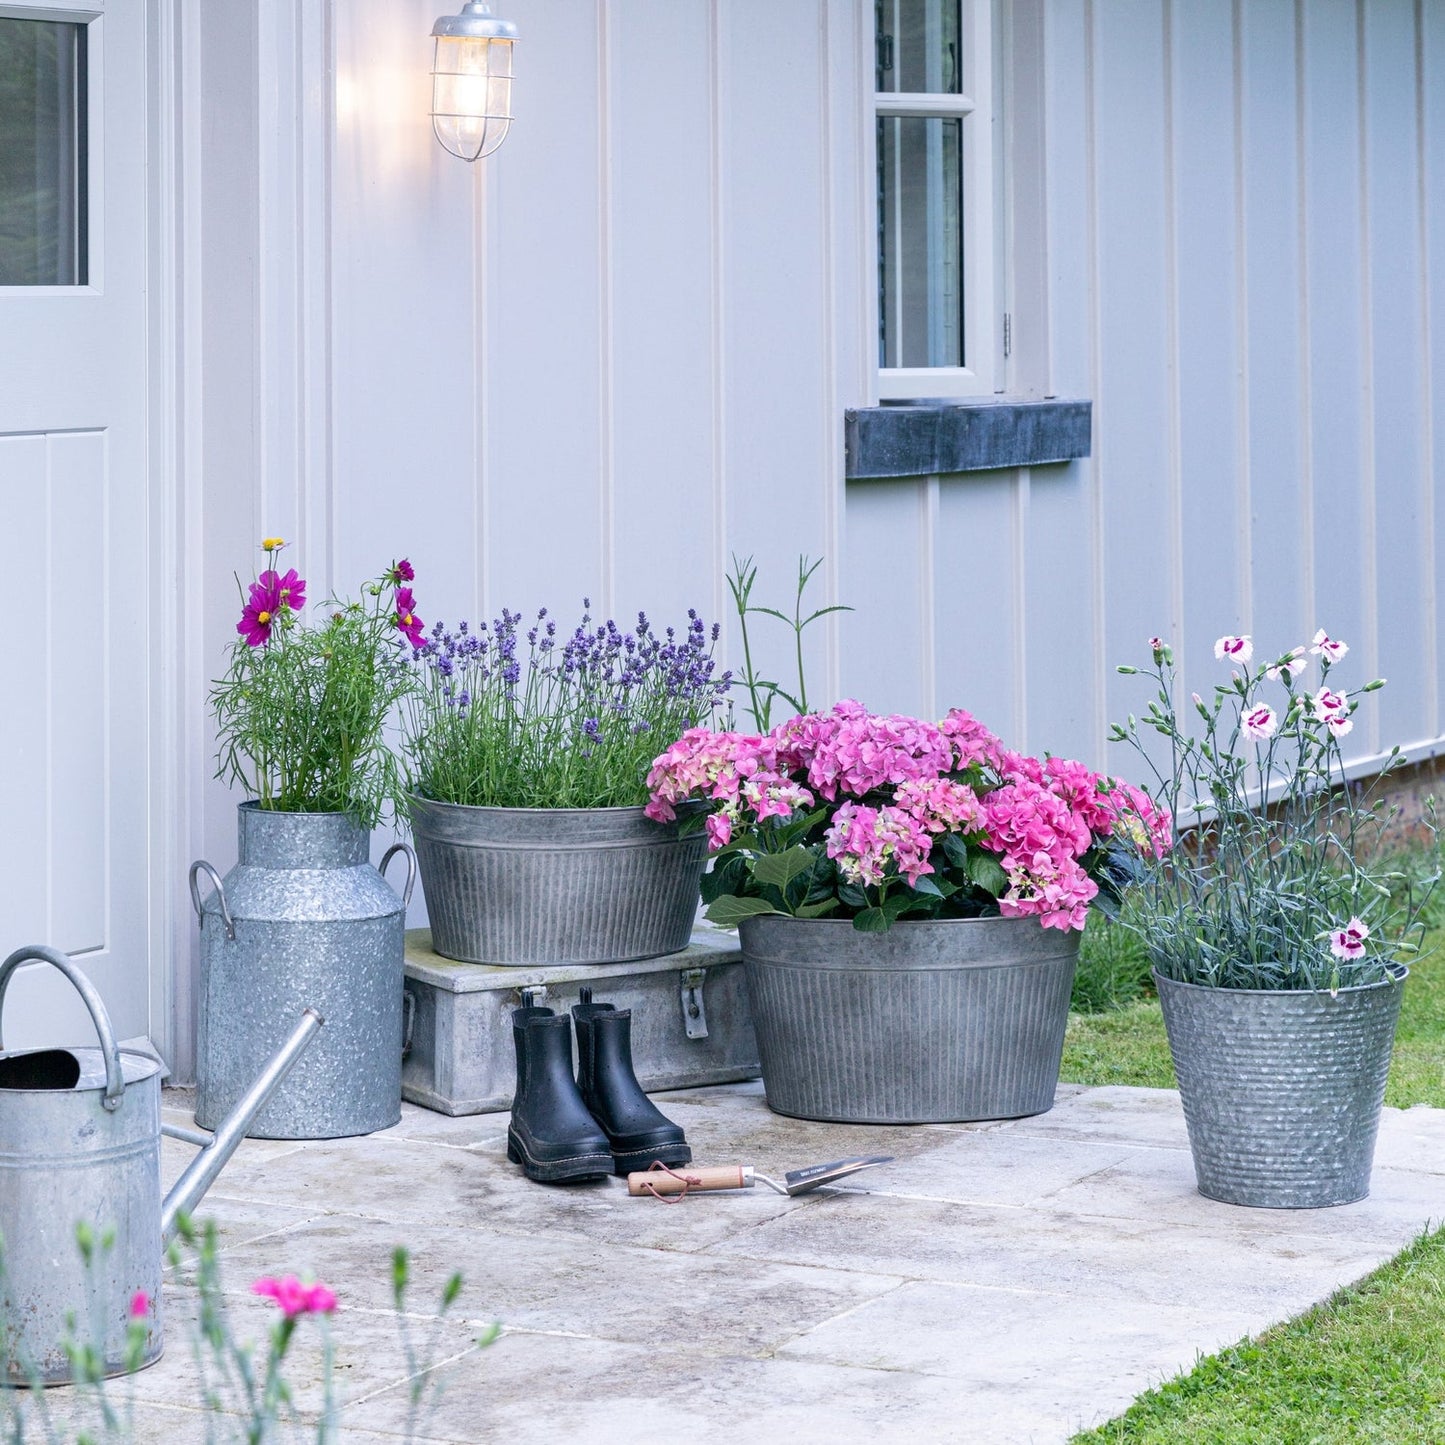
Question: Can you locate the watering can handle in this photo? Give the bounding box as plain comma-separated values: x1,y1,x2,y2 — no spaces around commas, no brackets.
0,945,127,1112
380,843,417,907
189,861,236,940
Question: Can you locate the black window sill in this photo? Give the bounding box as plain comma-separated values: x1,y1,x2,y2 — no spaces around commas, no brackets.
845,397,1092,480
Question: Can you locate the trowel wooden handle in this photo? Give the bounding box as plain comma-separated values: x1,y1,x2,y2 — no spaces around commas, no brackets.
627,1165,749,1196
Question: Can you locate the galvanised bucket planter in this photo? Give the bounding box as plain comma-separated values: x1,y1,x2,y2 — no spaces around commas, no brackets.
737,914,1079,1124
408,796,706,966
191,803,414,1140
1154,969,1405,1209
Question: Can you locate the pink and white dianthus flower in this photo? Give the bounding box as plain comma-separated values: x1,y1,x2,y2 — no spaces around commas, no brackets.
1214,635,1253,663
1329,917,1369,961
1242,704,1277,741
1266,647,1308,683
1310,629,1349,663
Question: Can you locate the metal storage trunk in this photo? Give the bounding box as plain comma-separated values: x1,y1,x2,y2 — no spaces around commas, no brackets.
401,926,759,1115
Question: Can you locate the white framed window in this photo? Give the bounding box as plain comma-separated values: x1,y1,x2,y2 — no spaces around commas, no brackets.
0,7,90,287
872,0,996,400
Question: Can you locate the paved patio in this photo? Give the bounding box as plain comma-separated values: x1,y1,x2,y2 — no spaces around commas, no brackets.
26,1082,1445,1443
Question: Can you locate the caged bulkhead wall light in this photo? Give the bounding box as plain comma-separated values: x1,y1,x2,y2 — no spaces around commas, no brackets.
430,1,518,162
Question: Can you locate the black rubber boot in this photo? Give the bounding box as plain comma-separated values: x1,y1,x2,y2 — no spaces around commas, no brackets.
507,992,613,1184
573,988,691,1176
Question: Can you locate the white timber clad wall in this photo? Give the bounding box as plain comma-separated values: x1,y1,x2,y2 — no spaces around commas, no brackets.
178,0,1443,1068
848,0,1445,774
324,0,864,679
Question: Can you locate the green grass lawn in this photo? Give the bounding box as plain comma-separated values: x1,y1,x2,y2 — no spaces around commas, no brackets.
1062,924,1445,1108
1062,909,1445,1442
1071,1226,1445,1443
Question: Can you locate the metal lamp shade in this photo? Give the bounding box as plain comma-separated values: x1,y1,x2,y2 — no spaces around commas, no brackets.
430,3,516,162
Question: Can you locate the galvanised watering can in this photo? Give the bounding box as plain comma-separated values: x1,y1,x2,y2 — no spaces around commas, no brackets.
0,944,322,1385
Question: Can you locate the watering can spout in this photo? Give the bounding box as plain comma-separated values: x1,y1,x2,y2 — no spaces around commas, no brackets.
161,1009,323,1243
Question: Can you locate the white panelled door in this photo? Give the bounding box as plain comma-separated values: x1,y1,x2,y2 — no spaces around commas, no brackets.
0,1,152,1046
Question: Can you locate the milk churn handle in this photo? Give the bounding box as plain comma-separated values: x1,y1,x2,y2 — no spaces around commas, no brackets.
189,861,236,941
379,843,417,908
0,945,127,1111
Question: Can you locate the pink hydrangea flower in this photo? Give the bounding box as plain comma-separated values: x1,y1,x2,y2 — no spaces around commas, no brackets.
1310,629,1348,663
1329,917,1369,960
253,1275,338,1318
1242,705,1277,740
1214,635,1253,663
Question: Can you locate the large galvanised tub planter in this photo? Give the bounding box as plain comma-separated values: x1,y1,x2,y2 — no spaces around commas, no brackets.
737,913,1079,1124
408,796,707,966
1155,969,1405,1209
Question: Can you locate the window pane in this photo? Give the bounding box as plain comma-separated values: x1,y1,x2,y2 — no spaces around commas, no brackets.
877,115,963,369
876,0,961,95
0,18,87,286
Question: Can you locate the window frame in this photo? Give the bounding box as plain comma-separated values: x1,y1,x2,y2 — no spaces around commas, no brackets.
870,0,997,402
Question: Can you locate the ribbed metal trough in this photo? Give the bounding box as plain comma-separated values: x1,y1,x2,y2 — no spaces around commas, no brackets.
408,798,707,966
738,914,1079,1124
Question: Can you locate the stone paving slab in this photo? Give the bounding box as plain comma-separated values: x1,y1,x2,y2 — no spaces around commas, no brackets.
18,1083,1445,1444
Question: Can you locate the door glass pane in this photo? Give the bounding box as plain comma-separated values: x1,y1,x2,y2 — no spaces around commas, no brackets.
876,0,961,95
877,115,964,369
0,18,87,286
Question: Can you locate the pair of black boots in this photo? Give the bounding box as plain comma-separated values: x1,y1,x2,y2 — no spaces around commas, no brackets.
506,987,691,1184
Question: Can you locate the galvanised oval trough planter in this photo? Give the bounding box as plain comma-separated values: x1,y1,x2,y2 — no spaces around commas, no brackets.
1154,969,1405,1209
408,796,707,966
737,913,1079,1124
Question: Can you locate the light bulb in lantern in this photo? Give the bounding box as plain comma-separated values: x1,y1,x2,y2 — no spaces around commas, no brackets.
430,2,517,162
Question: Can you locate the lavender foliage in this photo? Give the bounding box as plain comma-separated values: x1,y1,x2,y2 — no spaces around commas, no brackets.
403,604,730,808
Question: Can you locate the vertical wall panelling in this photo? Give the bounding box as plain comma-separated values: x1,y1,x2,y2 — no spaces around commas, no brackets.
1171,0,1245,697
1240,0,1307,653
932,469,1021,739
720,0,835,696
1301,0,1373,739
605,0,716,625
1091,1,1175,747
331,0,479,628
1424,0,1444,738
842,480,930,716
1366,0,1430,749
484,0,605,612
1010,0,1098,766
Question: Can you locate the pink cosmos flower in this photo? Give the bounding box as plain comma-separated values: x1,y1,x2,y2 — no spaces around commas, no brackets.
1214,635,1253,663
1242,705,1277,740
268,568,306,613
393,558,416,583
395,587,425,649
1266,648,1307,683
1310,629,1348,663
1330,917,1369,961
253,1275,338,1318
237,576,282,647
129,1290,150,1320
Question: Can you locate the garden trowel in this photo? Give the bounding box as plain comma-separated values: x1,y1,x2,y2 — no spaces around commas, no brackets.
626,1154,892,1201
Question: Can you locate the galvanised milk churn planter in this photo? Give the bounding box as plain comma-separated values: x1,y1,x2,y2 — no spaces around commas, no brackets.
738,913,1079,1124
192,802,415,1139
0,945,320,1384
1155,969,1405,1208
408,797,706,965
